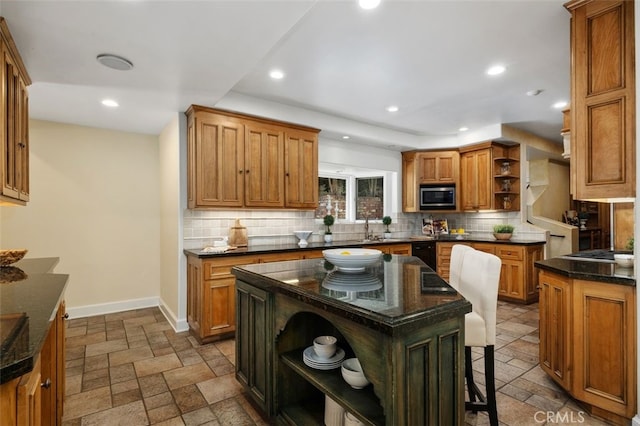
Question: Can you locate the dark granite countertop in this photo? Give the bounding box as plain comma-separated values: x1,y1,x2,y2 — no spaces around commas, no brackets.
0,257,68,384
185,236,545,258
535,258,635,286
231,255,471,335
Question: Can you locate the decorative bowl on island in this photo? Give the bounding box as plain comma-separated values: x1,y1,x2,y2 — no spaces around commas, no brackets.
322,248,382,272
294,231,313,247
0,249,27,267
614,254,634,268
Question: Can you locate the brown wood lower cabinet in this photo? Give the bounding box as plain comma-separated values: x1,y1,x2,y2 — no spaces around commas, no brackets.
437,241,543,304
186,243,412,343
538,270,636,425
0,301,66,426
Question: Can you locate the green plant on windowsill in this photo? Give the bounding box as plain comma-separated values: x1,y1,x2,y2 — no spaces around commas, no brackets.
323,214,335,235
382,216,392,233
626,236,634,251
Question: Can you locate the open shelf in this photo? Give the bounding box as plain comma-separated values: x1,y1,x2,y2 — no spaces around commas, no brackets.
280,349,385,426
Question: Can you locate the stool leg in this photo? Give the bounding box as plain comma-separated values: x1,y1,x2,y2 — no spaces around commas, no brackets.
484,345,498,426
464,346,477,404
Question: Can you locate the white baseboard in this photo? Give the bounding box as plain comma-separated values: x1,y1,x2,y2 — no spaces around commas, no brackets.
64,296,189,334
158,298,189,333
632,414,640,426
65,296,160,319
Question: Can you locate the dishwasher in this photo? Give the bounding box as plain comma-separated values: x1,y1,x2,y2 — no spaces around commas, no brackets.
411,241,437,270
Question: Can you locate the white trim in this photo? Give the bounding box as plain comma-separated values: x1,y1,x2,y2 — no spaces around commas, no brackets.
159,297,189,333
65,296,160,319
632,415,640,426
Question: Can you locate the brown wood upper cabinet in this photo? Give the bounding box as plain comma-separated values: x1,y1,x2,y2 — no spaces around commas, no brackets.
459,141,520,212
0,18,31,206
401,150,459,212
566,0,635,201
186,105,319,209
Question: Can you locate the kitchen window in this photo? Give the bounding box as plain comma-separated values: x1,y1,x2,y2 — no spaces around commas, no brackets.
315,175,385,221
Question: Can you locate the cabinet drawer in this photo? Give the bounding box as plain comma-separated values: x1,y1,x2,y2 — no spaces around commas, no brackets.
203,256,260,278
496,247,523,261
258,252,302,263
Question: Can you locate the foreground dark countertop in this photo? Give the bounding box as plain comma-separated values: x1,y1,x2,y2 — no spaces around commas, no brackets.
0,257,68,384
231,255,471,335
535,258,635,286
185,236,545,258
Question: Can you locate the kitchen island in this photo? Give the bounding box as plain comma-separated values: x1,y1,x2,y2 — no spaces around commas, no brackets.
535,257,635,425
231,255,471,425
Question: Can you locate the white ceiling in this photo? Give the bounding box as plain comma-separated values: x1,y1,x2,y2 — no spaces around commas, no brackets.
0,0,570,150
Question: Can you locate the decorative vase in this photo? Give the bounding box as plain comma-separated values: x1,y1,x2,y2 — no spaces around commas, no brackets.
493,232,512,241
324,234,333,243
384,232,392,239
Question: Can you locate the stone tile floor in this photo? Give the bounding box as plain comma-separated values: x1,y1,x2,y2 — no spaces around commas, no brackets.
61,302,614,425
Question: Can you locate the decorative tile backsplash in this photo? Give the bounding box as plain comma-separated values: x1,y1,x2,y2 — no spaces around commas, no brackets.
183,209,547,249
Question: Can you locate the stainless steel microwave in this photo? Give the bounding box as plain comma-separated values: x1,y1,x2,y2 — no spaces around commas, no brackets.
419,185,456,210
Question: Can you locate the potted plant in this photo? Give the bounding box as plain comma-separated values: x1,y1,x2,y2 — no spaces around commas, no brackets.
323,214,335,243
382,216,392,239
493,224,514,240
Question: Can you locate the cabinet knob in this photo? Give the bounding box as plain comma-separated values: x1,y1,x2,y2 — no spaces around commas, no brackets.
18,142,26,148
245,169,249,174
63,313,69,319
239,170,243,174
41,378,51,389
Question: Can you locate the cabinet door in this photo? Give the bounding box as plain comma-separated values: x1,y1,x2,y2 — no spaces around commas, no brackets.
570,0,635,200
40,313,56,426
499,261,523,300
191,112,244,207
402,152,418,212
244,123,284,208
235,280,273,416
572,280,636,418
17,356,41,426
538,271,571,390
2,45,21,201
55,301,65,424
203,276,236,336
284,130,318,208
186,259,203,338
460,149,491,210
418,151,459,183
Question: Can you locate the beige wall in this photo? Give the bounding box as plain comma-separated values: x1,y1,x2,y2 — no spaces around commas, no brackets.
158,114,187,331
0,120,161,315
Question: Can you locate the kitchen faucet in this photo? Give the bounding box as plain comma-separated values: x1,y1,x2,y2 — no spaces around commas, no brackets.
363,213,370,241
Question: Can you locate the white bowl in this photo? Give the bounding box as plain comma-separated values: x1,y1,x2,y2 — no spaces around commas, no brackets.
614,254,634,268
323,248,382,272
341,358,370,389
313,335,337,359
294,231,313,247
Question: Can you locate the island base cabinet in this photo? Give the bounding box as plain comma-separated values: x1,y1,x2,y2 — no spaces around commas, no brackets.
272,294,466,425
235,280,273,417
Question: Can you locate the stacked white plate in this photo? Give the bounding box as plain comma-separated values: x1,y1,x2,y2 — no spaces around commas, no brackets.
322,271,382,292
303,346,345,370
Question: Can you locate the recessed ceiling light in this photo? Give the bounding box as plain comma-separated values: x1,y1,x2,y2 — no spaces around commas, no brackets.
359,0,381,9
101,99,119,107
486,65,506,76
96,54,133,71
269,69,285,79
458,127,469,132
553,101,568,109
342,135,350,139
526,89,543,96
386,105,399,112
